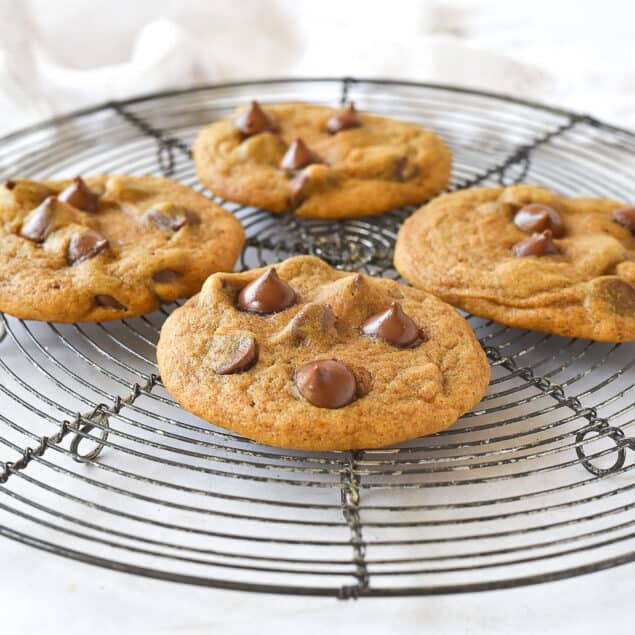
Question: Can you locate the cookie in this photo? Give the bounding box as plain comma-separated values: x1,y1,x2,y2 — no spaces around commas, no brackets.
394,185,635,342
193,101,452,219
0,175,245,322
157,255,489,450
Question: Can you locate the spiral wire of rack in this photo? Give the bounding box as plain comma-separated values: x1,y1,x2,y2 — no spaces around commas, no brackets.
0,78,633,597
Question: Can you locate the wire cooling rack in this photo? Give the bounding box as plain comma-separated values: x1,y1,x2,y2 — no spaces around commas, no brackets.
0,78,633,597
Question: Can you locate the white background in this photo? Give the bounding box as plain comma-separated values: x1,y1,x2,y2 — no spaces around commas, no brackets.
0,0,633,632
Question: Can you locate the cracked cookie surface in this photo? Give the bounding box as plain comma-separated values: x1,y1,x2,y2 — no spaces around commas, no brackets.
193,102,452,219
0,175,245,322
394,185,635,341
157,255,489,450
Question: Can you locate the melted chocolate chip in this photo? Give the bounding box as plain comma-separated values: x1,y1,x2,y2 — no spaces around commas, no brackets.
237,268,297,314
67,230,109,264
612,207,635,233
19,196,56,242
4,179,16,190
289,303,337,332
316,304,337,330
185,208,201,224
326,103,363,134
512,229,561,257
58,177,100,212
361,302,421,348
235,101,278,137
145,204,200,231
278,303,338,344
352,365,373,398
279,138,322,173
393,156,408,181
294,359,357,409
270,303,340,347
152,269,180,283
351,273,365,291
288,172,310,208
393,156,419,182
94,294,126,310
215,336,258,375
514,203,565,237
597,278,635,314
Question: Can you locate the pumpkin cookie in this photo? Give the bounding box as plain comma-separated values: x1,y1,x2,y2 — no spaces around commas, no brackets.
193,102,452,219
157,256,489,450
0,175,245,322
394,185,635,342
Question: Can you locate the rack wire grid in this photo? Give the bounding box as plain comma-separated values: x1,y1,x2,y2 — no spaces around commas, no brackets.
0,78,634,598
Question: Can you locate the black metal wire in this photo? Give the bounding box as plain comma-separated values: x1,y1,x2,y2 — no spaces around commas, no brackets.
0,78,633,597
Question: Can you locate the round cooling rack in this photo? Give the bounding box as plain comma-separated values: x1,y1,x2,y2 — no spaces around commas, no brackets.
0,78,634,597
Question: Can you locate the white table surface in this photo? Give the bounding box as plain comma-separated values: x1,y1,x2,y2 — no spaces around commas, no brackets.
3,538,633,634
1,1,634,632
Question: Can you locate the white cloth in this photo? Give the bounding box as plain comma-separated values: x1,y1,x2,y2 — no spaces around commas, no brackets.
1,1,634,633
0,0,634,136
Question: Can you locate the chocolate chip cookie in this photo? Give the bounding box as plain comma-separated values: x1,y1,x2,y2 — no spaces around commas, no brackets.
157,256,489,450
394,185,635,342
193,101,452,219
0,175,245,322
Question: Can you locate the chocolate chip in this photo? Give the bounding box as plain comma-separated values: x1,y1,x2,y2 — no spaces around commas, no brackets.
394,156,408,181
67,230,109,264
58,177,100,212
279,138,322,173
152,269,180,283
288,172,311,208
317,304,337,329
269,303,340,347
184,208,201,225
595,278,635,314
361,302,421,348
612,207,635,233
289,302,337,332
351,273,365,291
154,214,186,230
235,101,278,137
214,336,258,375
274,303,338,345
326,103,363,134
514,204,565,237
94,294,126,310
19,196,56,242
4,179,16,190
145,204,200,231
294,359,357,409
351,365,373,398
237,268,297,314
393,156,419,182
512,229,561,257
